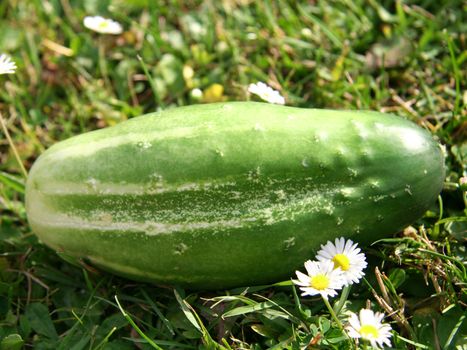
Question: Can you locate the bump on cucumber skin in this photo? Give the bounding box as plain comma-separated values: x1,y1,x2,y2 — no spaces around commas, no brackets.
25,102,445,290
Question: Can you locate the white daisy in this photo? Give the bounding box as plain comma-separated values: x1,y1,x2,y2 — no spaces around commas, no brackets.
293,259,345,299
248,82,285,105
346,309,392,348
190,88,203,100
316,237,367,285
0,54,17,75
83,16,123,35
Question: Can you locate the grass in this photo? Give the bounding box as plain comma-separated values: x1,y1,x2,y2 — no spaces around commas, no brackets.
0,0,466,349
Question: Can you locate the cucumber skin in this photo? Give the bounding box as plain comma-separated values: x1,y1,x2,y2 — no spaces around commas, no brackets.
25,102,445,289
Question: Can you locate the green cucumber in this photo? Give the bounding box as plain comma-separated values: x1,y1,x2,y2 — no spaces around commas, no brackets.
25,102,445,289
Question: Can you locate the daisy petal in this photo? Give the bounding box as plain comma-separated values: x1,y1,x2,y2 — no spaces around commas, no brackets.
345,308,392,349
292,260,345,299
316,237,367,285
248,82,285,105
0,54,17,75
83,16,123,35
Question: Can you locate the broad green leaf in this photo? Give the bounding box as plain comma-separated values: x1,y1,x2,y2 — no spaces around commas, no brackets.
173,289,202,335
388,268,406,289
438,306,467,349
222,301,276,318
25,303,58,340
0,334,24,350
0,172,25,194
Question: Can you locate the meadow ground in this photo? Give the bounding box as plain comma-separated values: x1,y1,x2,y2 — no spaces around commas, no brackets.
0,1,466,349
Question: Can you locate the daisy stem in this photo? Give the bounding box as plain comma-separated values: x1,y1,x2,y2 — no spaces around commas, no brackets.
0,112,28,178
137,55,162,107
322,296,344,332
98,37,112,89
323,296,357,350
334,284,351,315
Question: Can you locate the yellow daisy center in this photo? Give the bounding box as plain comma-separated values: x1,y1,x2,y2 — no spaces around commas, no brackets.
332,253,350,271
99,21,109,29
310,274,330,290
360,324,379,339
